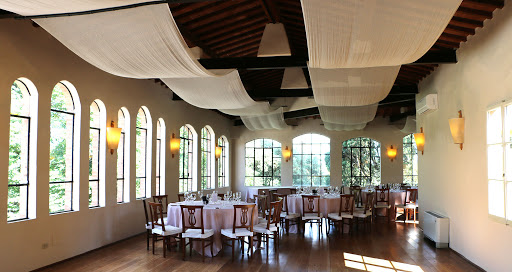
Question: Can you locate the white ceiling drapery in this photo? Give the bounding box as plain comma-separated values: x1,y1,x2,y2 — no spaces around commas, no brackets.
318,104,378,125
323,122,366,131
309,65,400,107
401,115,417,134
241,108,288,131
301,0,462,69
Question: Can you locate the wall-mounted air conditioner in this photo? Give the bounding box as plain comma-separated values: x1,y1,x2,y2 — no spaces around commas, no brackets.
417,94,438,115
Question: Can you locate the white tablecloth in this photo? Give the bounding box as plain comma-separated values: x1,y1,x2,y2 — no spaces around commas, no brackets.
166,201,258,257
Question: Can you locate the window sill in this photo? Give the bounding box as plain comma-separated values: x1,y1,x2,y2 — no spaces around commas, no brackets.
50,210,78,216
117,201,130,205
7,217,35,224
89,206,104,210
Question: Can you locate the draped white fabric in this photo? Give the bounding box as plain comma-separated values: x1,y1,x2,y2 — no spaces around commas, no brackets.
301,0,462,68
0,0,150,16
318,104,378,125
401,116,417,134
241,108,288,131
162,70,262,110
309,65,400,107
34,4,214,79
281,67,309,89
324,122,366,131
219,102,272,117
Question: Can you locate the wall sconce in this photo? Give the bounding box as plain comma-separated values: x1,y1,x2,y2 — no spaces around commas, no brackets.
449,110,465,150
170,133,180,158
282,146,292,162
414,127,425,155
215,145,222,160
106,121,122,155
387,145,397,162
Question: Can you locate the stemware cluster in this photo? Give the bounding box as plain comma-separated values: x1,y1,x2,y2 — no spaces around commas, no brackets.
184,191,197,203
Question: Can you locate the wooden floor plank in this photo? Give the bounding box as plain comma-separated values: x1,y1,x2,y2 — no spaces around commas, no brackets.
36,222,482,272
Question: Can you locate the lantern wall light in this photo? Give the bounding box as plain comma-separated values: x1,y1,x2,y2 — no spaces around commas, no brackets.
414,127,425,155
282,146,292,162
106,121,122,155
215,145,222,160
387,145,397,162
449,110,465,150
170,133,181,158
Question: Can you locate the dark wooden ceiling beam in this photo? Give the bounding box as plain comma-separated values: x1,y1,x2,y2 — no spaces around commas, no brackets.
199,50,456,70
460,0,504,10
449,16,484,29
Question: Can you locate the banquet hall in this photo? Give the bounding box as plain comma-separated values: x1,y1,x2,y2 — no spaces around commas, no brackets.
0,0,510,271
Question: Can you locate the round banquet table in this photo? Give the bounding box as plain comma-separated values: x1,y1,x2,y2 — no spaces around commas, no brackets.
361,190,407,220
166,201,258,257
286,195,341,233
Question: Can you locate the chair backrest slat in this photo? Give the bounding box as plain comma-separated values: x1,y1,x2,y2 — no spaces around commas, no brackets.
152,195,168,215
375,188,390,205
338,194,355,216
266,201,282,229
148,201,166,231
301,195,321,217
231,204,256,233
274,193,288,214
364,192,375,213
180,205,205,234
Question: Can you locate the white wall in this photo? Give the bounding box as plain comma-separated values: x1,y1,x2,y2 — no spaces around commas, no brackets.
0,19,232,272
231,117,409,194
417,1,512,271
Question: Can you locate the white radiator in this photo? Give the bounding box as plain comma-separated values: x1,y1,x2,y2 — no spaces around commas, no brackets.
423,211,449,248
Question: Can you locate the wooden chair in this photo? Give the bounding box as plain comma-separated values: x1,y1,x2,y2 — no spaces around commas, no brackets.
152,195,168,216
269,189,278,202
327,194,355,234
254,201,282,259
275,193,300,234
221,204,256,261
179,205,214,262
177,193,185,202
142,198,152,250
301,195,323,235
395,189,418,222
374,188,391,223
257,194,268,221
148,202,181,258
349,185,363,208
290,188,297,194
354,192,374,231
218,193,225,200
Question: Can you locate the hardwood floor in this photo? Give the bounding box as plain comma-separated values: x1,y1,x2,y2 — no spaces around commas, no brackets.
36,222,481,272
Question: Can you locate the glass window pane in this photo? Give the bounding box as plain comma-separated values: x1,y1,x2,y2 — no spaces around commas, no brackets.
117,180,123,203
49,182,73,213
487,107,502,144
488,145,503,180
9,117,29,185
89,181,99,207
49,112,73,183
7,185,28,221
89,129,99,180
507,182,512,221
488,180,505,218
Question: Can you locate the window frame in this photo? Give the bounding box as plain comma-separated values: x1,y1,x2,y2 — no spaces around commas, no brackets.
487,101,512,225
245,138,282,187
342,137,381,187
49,81,81,215
179,125,197,192
402,134,418,186
155,118,166,195
292,133,331,187
135,107,152,199
201,126,214,190
218,136,229,188
8,78,38,222
116,108,130,203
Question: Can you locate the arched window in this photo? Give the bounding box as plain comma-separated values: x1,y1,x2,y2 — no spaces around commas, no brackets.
342,137,381,187
88,100,106,208
49,81,81,213
218,136,229,188
245,139,281,186
8,78,38,221
136,107,152,199
117,108,130,203
293,134,330,186
403,134,418,186
156,118,166,195
179,125,197,192
201,126,215,190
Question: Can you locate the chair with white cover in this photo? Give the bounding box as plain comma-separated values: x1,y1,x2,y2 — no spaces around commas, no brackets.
354,192,374,231
179,205,214,262
374,188,391,223
328,194,355,234
395,188,418,222
254,201,282,259
221,204,256,261
147,202,182,258
301,195,323,235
